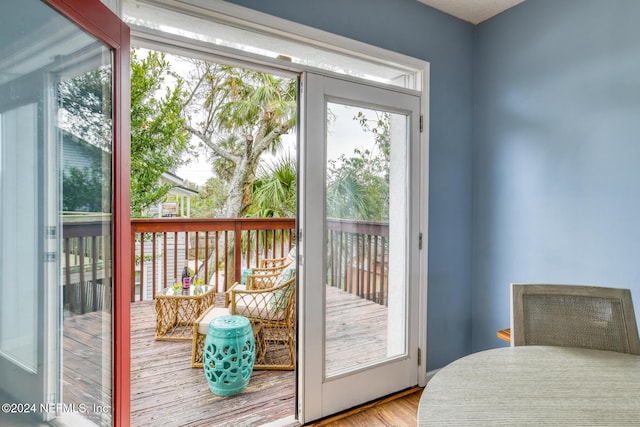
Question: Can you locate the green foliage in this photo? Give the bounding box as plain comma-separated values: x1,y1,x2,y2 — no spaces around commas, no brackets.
63,165,105,212
58,67,112,151
354,111,391,163
326,112,391,221
57,69,111,213
247,154,297,218
326,148,388,221
130,50,190,217
191,177,227,218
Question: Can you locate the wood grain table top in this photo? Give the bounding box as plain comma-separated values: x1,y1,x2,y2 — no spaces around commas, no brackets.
418,346,640,425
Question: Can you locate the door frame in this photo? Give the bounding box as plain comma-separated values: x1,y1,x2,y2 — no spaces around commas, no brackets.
125,1,430,390
173,3,430,395
43,1,131,425
298,72,423,423
86,0,428,423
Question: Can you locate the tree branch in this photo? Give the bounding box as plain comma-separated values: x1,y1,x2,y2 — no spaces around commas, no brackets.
253,120,294,155
185,124,239,162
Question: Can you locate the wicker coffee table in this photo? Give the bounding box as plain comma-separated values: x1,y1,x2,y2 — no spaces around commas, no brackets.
155,285,215,341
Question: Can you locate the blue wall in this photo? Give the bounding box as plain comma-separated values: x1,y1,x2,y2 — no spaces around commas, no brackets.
226,0,476,369
473,0,640,351
227,0,640,368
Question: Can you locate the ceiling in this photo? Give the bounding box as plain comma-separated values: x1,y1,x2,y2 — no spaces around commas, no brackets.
416,0,527,24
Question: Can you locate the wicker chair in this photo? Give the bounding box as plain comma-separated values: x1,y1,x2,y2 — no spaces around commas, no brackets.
229,275,296,370
260,256,289,268
225,270,286,307
510,283,640,355
246,266,291,289
191,306,228,368
225,249,296,303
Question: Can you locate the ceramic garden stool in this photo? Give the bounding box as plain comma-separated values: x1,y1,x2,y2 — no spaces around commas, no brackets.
203,314,255,396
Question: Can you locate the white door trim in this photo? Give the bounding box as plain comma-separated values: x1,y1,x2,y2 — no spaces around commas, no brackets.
298,72,423,423
127,0,430,414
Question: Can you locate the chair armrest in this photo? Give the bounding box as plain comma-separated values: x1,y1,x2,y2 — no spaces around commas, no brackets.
225,282,244,307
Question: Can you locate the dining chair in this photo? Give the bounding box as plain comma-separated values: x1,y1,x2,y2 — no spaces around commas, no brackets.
510,283,640,355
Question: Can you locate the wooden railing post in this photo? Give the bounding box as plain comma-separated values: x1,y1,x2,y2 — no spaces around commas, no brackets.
130,226,136,303
234,220,242,286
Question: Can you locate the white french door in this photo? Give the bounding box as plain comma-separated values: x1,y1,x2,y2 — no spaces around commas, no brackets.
298,72,421,423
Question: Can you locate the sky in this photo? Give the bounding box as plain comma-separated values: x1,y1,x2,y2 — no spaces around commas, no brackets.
176,133,298,186
176,144,212,186
175,104,379,187
136,48,380,187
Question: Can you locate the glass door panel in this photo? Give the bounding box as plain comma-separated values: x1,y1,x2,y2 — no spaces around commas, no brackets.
300,73,420,423
324,103,408,377
0,104,39,374
0,1,114,425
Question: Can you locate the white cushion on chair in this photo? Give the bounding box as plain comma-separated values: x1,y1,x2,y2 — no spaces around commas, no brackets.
197,307,229,335
234,296,286,321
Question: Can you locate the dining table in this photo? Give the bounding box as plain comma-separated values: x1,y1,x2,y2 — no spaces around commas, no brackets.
418,345,640,426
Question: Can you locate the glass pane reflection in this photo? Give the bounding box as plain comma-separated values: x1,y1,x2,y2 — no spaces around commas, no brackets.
0,1,113,425
324,102,408,378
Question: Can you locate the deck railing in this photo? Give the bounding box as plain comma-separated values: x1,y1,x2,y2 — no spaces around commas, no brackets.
130,218,296,302
326,219,389,306
63,218,112,314
63,216,390,308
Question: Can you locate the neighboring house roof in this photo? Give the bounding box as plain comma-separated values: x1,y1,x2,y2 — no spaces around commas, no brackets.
161,171,199,197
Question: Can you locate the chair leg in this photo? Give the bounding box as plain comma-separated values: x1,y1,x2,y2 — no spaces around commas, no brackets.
253,324,266,367
191,330,206,368
254,325,294,370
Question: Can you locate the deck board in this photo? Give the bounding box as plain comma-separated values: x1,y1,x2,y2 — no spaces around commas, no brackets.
59,285,389,426
130,299,296,427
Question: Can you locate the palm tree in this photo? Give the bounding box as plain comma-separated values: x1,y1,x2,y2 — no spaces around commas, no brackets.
179,60,296,282
247,154,297,218
326,149,389,221
182,62,297,218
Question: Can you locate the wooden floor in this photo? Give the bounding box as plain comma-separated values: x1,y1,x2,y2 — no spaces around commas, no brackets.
51,285,410,426
130,299,296,427
64,310,113,426
310,387,422,427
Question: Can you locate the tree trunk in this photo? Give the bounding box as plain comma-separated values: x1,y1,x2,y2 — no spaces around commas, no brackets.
204,154,259,287
221,154,258,218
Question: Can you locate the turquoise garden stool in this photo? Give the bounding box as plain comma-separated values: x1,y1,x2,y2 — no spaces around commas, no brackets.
203,315,255,396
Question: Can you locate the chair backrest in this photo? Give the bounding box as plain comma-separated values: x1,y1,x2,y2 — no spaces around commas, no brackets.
259,245,296,269
230,276,296,323
260,257,289,269
511,283,640,355
246,268,286,290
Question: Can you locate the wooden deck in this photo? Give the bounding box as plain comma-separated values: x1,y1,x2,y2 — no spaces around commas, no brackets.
325,286,389,375
130,298,296,427
57,285,390,426
64,310,113,426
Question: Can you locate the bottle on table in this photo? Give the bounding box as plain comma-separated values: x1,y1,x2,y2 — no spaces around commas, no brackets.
181,261,190,289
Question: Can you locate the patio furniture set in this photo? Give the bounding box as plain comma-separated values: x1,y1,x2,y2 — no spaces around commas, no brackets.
154,252,296,383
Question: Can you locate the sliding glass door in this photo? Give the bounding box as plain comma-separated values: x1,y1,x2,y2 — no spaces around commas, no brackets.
0,1,129,425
